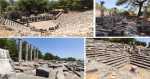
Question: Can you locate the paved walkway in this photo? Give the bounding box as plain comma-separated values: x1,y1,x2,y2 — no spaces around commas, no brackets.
124,22,141,37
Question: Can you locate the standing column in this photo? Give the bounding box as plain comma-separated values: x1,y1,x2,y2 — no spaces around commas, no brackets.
109,11,112,16
18,38,22,63
36,47,38,60
100,1,105,18
113,7,117,17
30,44,32,61
138,48,140,54
124,45,126,50
33,46,36,61
25,41,28,62
143,6,147,19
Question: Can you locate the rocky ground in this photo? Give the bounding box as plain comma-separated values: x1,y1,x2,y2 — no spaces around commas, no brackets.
14,60,84,79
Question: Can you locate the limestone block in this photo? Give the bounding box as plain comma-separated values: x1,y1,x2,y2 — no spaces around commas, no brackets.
130,65,138,73
0,48,16,79
36,67,50,78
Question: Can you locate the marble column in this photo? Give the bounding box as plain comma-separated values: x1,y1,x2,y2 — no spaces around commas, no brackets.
30,44,32,61
109,11,112,16
128,48,130,52
18,38,22,63
143,6,147,18
33,46,36,60
138,48,140,54
36,47,38,60
25,41,28,62
114,7,117,17
124,45,126,50
100,1,105,18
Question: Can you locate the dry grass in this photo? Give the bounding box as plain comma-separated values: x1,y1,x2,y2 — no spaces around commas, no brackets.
86,63,92,66
64,73,67,77
98,67,103,73
86,72,99,79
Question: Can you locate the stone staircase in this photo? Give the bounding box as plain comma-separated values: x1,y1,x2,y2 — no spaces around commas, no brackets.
86,52,128,69
130,53,150,70
86,39,130,69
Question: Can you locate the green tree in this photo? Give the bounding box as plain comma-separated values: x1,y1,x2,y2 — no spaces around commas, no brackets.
134,41,141,45
54,55,60,60
44,52,54,60
66,57,76,61
38,50,43,59
77,59,83,62
116,0,148,17
0,0,9,14
3,6,20,19
148,42,150,48
0,38,18,61
61,58,67,61
141,42,147,47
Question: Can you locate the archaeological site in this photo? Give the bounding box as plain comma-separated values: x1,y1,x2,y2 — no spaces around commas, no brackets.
0,0,93,37
96,0,150,37
0,38,84,79
86,38,150,79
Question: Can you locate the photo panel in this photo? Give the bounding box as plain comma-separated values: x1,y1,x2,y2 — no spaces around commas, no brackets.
0,0,94,37
95,0,150,37
0,38,84,79
85,38,150,79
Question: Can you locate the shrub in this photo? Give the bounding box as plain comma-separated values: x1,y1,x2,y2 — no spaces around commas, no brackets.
3,6,20,19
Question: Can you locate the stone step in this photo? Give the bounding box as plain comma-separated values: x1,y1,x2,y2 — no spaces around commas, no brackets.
101,56,126,63
130,57,150,64
106,57,127,65
130,62,150,70
131,55,150,61
116,61,128,69
132,55,150,60
86,52,110,56
112,60,127,67
130,60,150,69
97,55,126,61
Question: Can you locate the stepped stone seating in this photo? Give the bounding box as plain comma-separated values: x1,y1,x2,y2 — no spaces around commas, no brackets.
1,18,42,37
86,39,129,69
140,48,150,56
130,54,150,70
55,11,93,36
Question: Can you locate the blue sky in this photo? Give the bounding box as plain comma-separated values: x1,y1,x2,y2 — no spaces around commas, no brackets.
96,0,128,10
96,0,148,12
135,38,150,47
14,38,84,60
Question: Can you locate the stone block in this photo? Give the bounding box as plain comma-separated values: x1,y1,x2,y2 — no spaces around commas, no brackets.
36,67,50,78
0,72,16,79
48,64,58,69
86,65,98,73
